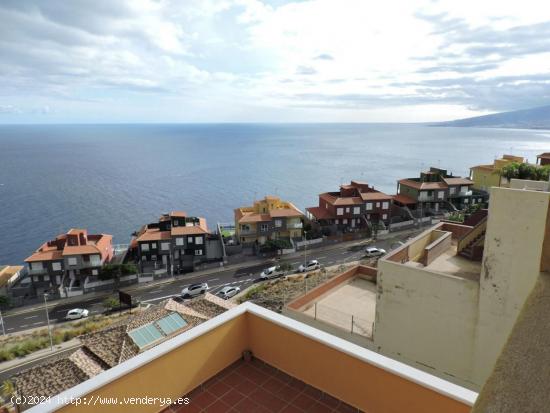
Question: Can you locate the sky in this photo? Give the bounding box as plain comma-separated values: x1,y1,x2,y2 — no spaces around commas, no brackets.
1,0,550,123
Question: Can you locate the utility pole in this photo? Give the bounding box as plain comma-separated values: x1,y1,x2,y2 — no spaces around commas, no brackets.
44,293,53,351
303,230,308,267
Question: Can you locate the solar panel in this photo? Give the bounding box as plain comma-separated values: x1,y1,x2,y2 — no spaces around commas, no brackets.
129,324,163,349
157,313,187,335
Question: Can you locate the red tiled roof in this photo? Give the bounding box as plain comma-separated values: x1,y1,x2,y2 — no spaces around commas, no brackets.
237,213,272,224
398,179,447,190
136,229,171,242
443,177,473,186
171,219,210,236
306,206,334,220
392,194,416,205
25,232,112,263
319,193,363,206
360,191,392,201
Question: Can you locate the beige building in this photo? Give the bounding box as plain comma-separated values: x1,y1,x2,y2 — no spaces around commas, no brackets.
375,183,550,390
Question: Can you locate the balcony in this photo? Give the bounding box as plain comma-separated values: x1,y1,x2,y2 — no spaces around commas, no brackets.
287,222,303,229
41,303,476,413
27,267,47,275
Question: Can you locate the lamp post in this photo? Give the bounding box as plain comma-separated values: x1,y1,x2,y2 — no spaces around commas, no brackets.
44,293,53,351
303,230,308,267
0,310,5,336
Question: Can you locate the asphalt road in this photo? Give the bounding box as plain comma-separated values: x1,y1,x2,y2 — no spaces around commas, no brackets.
0,234,411,336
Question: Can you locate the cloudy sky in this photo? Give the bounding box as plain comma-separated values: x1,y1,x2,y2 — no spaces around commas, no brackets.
1,0,550,123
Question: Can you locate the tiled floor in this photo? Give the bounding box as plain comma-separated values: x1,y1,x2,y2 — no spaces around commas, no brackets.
163,358,362,413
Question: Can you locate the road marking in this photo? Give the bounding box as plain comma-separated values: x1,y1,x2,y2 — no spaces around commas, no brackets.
6,328,14,331
291,262,301,265
317,256,327,259
208,278,219,282
32,322,44,326
56,309,68,314
147,289,164,294
21,324,28,328
24,315,38,319
141,294,177,303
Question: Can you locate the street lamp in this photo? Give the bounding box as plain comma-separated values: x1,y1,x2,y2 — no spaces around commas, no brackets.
303,230,308,267
44,293,53,351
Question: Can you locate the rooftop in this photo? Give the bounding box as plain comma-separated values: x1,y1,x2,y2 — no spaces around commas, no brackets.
235,197,304,224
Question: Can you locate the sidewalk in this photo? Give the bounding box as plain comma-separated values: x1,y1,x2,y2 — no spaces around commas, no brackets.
4,227,422,317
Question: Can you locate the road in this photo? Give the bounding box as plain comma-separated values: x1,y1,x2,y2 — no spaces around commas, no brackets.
0,233,413,336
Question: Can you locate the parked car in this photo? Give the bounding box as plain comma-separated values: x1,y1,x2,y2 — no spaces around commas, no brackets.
260,265,287,280
365,246,387,257
298,260,320,273
181,282,209,298
216,286,241,299
65,308,89,320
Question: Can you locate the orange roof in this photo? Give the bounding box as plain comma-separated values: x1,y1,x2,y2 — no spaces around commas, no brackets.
237,213,272,224
360,192,392,201
537,152,550,159
25,231,112,262
398,179,447,190
269,208,303,218
136,229,171,242
170,211,187,218
392,194,416,205
443,177,473,186
306,206,333,220
171,218,209,236
319,193,363,206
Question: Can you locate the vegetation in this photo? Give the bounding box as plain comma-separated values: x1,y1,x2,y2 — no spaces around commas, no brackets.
447,212,465,223
0,316,123,362
259,239,293,252
0,295,10,308
102,295,120,310
98,263,137,280
500,162,550,181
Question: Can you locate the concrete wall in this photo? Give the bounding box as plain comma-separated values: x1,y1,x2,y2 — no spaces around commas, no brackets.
375,260,480,389
472,187,550,384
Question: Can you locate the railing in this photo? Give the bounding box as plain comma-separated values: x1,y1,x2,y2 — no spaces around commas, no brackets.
287,222,303,229
27,268,47,275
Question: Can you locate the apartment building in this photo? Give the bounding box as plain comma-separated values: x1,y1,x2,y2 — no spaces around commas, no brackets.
374,182,550,389
396,167,486,214
469,154,525,192
24,229,113,296
234,195,304,245
306,180,392,234
133,211,222,274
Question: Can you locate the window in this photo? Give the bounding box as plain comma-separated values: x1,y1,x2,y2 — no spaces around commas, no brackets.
52,262,62,271
151,255,157,261
343,219,348,224
461,186,469,193
176,237,184,246
336,208,343,215
438,191,444,199
187,236,194,243
382,202,389,209
195,237,203,245
449,187,456,194
353,207,360,215
382,214,388,220
345,207,350,213
141,255,147,262
90,254,101,266
376,202,380,208
173,220,179,226
464,198,469,203
30,262,43,271
195,249,203,256
151,242,157,249
366,203,373,211
141,243,149,251
274,219,282,227
174,250,180,259
161,242,170,251
92,269,98,276
44,275,49,281
260,223,269,232
335,219,339,224
68,257,77,266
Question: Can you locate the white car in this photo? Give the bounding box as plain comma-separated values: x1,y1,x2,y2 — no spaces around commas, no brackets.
216,286,240,300
260,265,286,280
298,260,320,273
65,308,89,320
365,247,387,257
181,282,209,298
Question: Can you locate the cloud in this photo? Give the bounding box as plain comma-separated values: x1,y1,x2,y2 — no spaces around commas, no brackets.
295,66,317,75
314,53,334,61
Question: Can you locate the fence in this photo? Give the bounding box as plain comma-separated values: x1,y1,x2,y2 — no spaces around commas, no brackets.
295,238,324,249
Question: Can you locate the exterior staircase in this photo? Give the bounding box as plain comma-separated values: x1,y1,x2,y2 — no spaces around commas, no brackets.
457,217,487,261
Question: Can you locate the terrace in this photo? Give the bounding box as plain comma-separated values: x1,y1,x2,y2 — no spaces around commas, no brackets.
32,303,477,413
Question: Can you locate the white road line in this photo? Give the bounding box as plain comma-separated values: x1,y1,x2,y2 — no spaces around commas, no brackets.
291,262,301,265
7,328,14,331
208,278,219,282
21,324,28,328
141,294,177,303
24,315,38,319
147,289,164,294
32,322,43,326
317,256,327,259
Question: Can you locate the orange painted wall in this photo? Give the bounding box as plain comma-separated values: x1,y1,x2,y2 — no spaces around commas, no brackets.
247,313,471,413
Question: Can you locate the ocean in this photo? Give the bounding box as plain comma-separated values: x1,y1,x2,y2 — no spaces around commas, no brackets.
0,123,548,264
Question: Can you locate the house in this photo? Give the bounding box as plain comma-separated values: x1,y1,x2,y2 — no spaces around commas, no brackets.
24,229,113,297
469,154,525,192
306,180,392,234
396,167,486,214
132,211,222,275
234,196,304,245
0,265,24,296
536,152,550,166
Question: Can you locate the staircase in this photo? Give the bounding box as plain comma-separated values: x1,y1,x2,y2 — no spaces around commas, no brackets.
457,217,487,261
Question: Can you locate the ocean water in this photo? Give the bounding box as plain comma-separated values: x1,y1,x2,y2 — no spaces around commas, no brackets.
0,123,548,264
